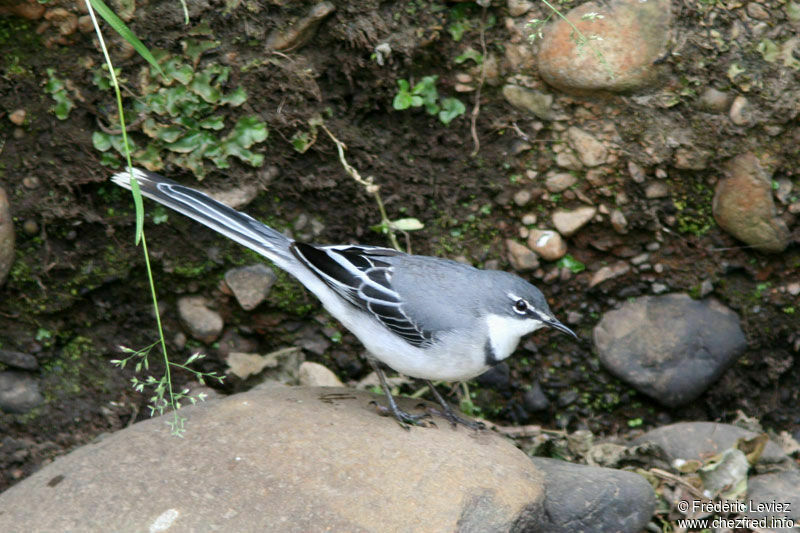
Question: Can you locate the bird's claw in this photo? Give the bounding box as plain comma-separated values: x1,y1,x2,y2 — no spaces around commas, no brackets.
369,400,434,429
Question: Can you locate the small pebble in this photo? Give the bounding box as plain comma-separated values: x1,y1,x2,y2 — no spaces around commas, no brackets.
22,176,40,189
513,189,532,206
8,109,26,126
23,219,38,235
652,282,668,294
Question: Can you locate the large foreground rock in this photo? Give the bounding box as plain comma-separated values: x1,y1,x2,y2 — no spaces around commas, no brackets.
0,385,546,532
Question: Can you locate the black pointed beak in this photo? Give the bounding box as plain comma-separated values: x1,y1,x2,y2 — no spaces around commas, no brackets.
543,316,577,339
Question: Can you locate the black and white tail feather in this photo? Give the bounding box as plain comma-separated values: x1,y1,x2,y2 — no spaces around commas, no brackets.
111,168,431,349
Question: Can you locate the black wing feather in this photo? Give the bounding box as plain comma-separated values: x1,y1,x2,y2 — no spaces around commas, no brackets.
291,242,433,347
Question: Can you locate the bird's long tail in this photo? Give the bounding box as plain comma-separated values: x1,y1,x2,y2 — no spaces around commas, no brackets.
111,168,295,267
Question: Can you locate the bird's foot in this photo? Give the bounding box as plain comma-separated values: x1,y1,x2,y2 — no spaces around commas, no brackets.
426,406,485,431
370,400,434,430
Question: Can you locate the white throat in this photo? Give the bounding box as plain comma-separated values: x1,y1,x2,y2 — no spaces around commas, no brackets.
485,313,545,362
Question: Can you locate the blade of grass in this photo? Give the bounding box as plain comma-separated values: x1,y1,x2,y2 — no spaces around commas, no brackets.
88,0,164,77
86,0,184,434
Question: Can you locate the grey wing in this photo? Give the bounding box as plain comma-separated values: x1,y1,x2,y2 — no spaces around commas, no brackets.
290,243,433,348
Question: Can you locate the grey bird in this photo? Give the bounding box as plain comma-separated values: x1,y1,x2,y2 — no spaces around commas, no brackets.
112,168,576,429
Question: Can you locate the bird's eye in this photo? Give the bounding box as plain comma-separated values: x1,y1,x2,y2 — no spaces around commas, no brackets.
513,299,528,314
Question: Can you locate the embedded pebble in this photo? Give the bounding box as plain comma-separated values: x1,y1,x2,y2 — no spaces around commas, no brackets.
589,261,630,288
177,296,224,343
266,1,336,51
0,350,38,370
22,220,38,235
729,95,753,126
552,206,597,237
644,182,669,199
567,127,607,167
223,264,277,311
0,371,43,414
527,229,567,261
507,0,533,17
712,152,789,253
513,189,532,206
501,85,554,120
9,109,26,126
698,87,732,113
627,161,646,183
610,209,628,234
506,239,540,271
545,173,577,193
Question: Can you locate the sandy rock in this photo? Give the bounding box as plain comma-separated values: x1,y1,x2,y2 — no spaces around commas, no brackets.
538,0,671,92
713,152,790,253
0,386,547,532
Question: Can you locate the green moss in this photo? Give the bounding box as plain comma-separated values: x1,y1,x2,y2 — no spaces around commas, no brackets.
269,270,316,316
672,179,715,236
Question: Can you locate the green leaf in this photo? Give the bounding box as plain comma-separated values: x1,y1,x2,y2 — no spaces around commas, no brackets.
225,116,268,148
92,131,112,151
88,0,164,77
393,91,413,110
454,48,483,65
154,124,184,143
189,71,222,103
99,152,121,167
161,57,194,85
557,254,586,273
390,218,424,231
166,130,218,153
199,116,225,130
220,86,247,107
291,131,311,153
393,79,413,110
438,97,465,125
182,39,220,65
133,143,164,170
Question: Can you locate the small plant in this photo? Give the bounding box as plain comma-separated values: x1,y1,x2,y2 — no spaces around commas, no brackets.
111,343,224,435
44,68,74,120
557,254,586,273
392,75,466,125
92,42,268,179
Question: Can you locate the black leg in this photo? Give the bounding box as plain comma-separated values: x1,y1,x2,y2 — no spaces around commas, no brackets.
424,380,485,430
367,358,430,430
